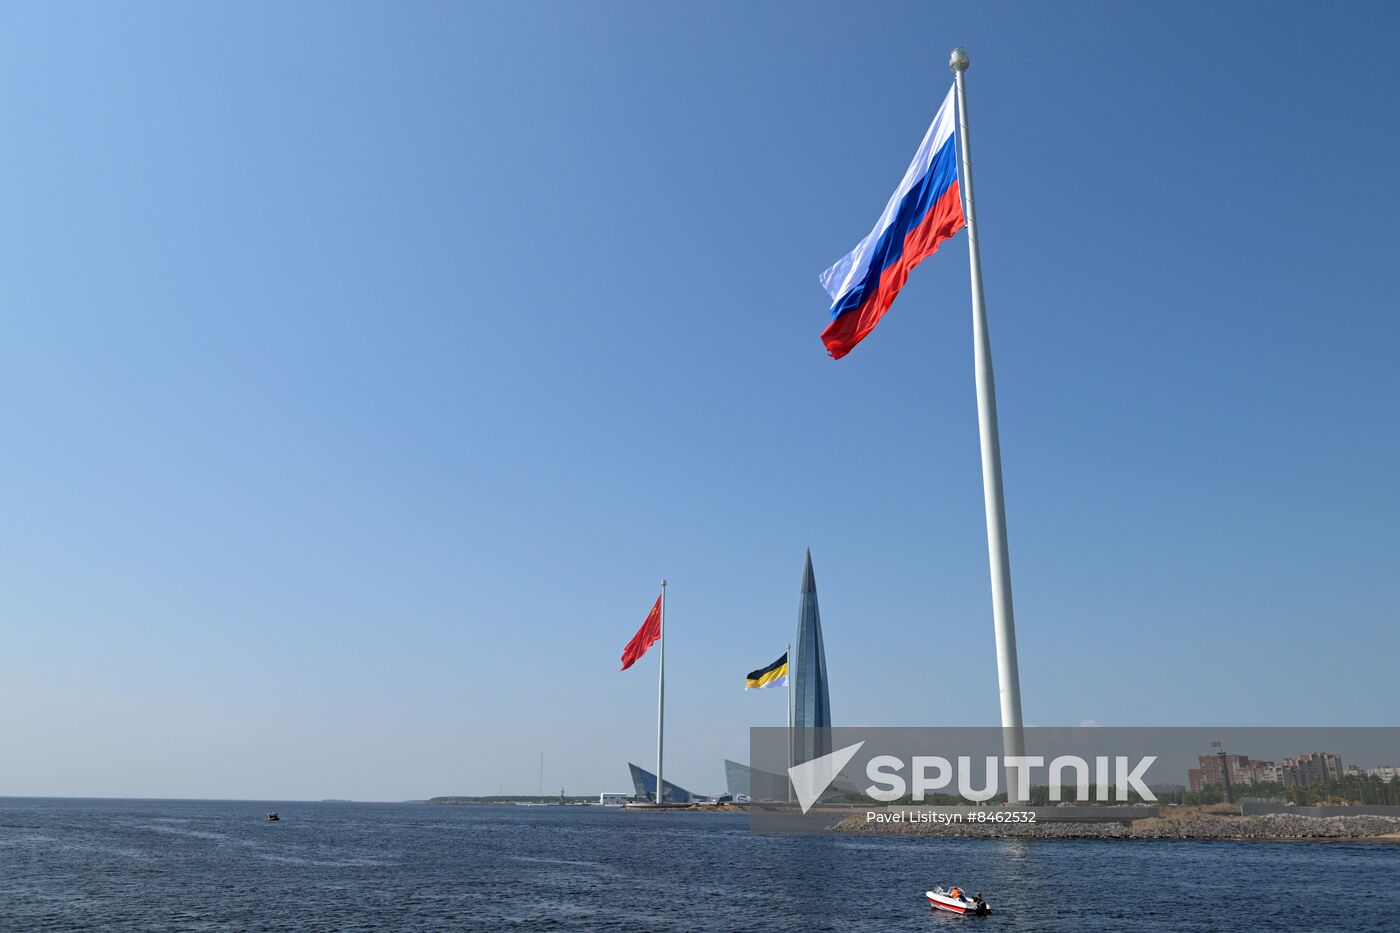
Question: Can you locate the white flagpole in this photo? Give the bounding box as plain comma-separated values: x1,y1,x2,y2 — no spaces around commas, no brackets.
786,642,792,804
949,48,1027,801
655,580,666,804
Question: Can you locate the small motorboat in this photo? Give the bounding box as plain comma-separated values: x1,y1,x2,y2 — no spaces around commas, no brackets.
266,812,280,822
926,886,989,915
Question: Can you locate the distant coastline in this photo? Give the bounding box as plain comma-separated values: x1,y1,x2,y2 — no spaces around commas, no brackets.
426,796,597,806
424,796,746,811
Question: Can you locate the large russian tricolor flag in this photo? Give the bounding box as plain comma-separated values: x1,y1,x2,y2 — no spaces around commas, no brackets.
819,84,965,359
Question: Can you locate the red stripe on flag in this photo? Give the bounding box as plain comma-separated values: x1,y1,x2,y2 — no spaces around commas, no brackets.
822,180,965,360
620,594,663,671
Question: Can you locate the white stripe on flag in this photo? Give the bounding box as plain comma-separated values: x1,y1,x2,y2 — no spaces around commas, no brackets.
819,83,958,304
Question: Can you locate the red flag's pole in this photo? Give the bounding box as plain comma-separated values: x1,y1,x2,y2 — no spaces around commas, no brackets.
655,580,666,803
950,48,1027,801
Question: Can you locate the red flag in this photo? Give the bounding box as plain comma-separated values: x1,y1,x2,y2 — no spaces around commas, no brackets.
620,594,662,671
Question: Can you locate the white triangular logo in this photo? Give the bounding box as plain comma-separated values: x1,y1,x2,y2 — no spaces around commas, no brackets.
788,741,864,814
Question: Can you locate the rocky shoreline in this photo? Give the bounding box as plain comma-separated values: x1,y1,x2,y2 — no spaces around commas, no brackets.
834,808,1400,842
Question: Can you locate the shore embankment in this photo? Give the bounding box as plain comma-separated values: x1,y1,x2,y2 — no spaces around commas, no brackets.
833,805,1400,842
626,802,749,812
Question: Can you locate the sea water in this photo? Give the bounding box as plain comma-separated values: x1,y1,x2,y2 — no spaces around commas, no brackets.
2,798,1397,931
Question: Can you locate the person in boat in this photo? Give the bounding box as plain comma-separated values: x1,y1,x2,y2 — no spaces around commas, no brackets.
949,887,962,900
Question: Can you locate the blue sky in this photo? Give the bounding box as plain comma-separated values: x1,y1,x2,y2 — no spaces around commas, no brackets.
2,1,1397,800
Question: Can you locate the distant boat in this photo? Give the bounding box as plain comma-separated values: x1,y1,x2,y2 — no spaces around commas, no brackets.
266,812,280,821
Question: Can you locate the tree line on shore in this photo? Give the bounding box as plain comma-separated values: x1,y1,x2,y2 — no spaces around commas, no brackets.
1159,775,1400,807
842,774,1400,808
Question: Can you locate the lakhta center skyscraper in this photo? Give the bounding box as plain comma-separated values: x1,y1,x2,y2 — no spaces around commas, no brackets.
791,550,832,767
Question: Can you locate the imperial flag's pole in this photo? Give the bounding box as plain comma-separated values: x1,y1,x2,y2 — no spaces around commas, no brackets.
655,580,666,803
786,641,792,804
949,48,1027,796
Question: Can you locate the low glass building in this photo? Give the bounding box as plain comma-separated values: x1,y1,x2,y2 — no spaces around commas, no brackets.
723,759,750,798
627,763,694,803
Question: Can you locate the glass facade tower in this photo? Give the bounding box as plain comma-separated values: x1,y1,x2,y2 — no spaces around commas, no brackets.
790,550,832,766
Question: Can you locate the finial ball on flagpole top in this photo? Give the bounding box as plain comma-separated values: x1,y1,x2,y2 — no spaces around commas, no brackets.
949,48,969,72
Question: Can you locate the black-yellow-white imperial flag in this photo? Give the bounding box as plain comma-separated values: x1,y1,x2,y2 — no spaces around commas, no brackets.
744,651,789,689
